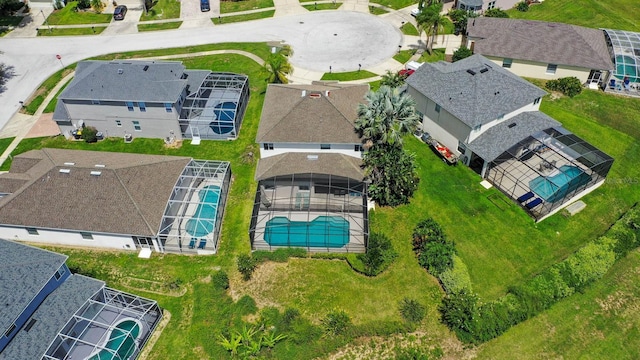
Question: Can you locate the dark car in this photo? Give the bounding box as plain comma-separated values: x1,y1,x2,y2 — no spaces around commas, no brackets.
200,0,210,12
113,5,127,20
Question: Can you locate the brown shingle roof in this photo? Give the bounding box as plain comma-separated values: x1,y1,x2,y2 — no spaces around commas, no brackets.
255,153,364,181
256,83,369,143
467,18,613,71
0,149,190,236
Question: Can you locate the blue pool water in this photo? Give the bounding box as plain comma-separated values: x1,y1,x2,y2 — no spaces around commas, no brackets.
88,320,140,360
264,216,350,248
185,185,220,238
529,165,591,203
614,55,639,83
209,102,236,134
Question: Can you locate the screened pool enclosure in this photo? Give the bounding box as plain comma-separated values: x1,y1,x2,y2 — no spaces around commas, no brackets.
603,29,640,95
179,72,249,140
484,127,613,221
249,174,369,253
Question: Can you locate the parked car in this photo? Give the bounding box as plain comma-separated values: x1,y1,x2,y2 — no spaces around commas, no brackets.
113,5,127,20
399,69,415,77
200,0,210,12
410,8,420,17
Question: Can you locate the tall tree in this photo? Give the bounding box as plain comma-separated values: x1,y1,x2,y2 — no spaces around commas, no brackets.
355,85,420,148
380,70,405,88
363,144,420,207
416,3,448,53
263,46,294,84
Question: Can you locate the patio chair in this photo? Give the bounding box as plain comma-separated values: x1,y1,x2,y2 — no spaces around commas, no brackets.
609,79,616,89
189,238,196,249
517,191,534,203
525,198,543,209
198,239,207,249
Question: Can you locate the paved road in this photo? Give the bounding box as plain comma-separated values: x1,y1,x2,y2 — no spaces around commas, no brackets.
0,11,401,130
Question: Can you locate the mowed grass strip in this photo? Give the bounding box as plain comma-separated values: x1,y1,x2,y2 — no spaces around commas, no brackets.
216,10,275,24
37,26,106,36
220,0,274,13
137,21,183,32
47,2,112,25
321,70,377,81
139,0,181,21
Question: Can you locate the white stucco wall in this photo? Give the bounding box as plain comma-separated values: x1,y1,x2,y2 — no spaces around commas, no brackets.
468,102,541,142
0,226,138,251
259,142,362,159
482,56,593,83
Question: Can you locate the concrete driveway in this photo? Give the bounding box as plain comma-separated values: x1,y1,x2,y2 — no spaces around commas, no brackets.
0,11,401,130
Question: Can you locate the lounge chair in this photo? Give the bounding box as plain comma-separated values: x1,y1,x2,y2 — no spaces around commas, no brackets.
188,238,196,249
198,240,206,249
517,192,534,203
525,198,543,209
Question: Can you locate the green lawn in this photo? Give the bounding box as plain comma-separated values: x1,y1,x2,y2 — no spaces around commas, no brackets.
47,2,112,25
369,0,416,10
321,70,377,81
37,26,106,36
417,48,445,63
0,137,15,155
369,5,389,14
506,0,640,32
137,21,183,32
44,81,71,113
400,22,418,36
23,66,76,115
393,49,417,64
220,0,274,13
139,0,181,21
217,10,275,24
302,2,342,10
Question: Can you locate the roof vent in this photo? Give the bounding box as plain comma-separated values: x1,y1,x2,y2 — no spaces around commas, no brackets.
95,164,106,168
117,69,123,75
508,123,517,128
63,162,75,166
307,154,319,160
90,171,102,176
479,67,489,73
301,90,306,97
59,169,71,174
325,91,330,96
309,93,321,99
466,69,476,76
143,65,149,71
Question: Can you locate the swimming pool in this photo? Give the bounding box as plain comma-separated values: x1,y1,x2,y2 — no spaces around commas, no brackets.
529,165,591,203
264,216,350,248
185,185,220,238
614,55,639,83
88,319,141,360
209,102,236,134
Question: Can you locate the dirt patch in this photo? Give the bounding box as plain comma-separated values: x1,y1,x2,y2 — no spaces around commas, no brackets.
229,261,287,310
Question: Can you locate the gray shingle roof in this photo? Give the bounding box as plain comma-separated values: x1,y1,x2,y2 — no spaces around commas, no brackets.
0,149,191,236
255,153,364,181
406,55,547,128
467,18,613,71
0,274,104,360
256,83,368,143
468,111,561,161
60,60,188,103
0,239,67,336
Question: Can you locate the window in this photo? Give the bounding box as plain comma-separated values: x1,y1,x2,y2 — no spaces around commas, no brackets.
138,102,146,112
4,324,16,337
457,141,467,154
502,58,512,68
355,144,363,152
534,97,541,105
126,102,134,111
164,103,172,113
26,227,39,235
54,266,65,280
487,0,496,9
320,144,331,150
91,100,100,105
435,103,441,113
263,143,274,150
133,121,141,131
115,120,122,127
80,232,93,240
546,64,557,74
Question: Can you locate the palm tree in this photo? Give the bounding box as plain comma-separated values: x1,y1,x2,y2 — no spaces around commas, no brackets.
417,3,447,53
263,53,293,84
380,70,405,88
355,86,420,148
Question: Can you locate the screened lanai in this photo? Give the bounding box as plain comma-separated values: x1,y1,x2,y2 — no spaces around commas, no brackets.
43,287,161,360
179,72,249,140
249,172,369,253
158,159,231,254
603,29,640,95
484,127,613,221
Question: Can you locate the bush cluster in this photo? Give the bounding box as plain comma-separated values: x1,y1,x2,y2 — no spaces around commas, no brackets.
398,297,426,324
357,232,397,276
545,76,583,97
516,1,529,11
413,218,455,276
452,46,473,62
321,309,352,336
439,255,473,294
237,254,258,281
212,270,229,290
439,205,640,344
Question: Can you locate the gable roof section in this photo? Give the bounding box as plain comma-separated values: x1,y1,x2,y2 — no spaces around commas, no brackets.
406,54,547,127
0,149,191,236
467,18,613,70
60,60,188,103
256,83,368,143
468,111,561,161
0,274,104,360
0,239,67,336
255,153,364,181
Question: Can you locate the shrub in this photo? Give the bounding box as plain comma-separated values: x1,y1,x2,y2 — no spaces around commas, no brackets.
412,218,445,251
357,232,397,276
236,295,258,315
439,255,472,294
439,289,478,344
212,270,229,290
452,46,473,62
624,205,640,230
398,297,426,324
77,0,91,9
545,77,583,97
237,254,257,281
91,0,104,12
418,241,456,276
281,307,300,328
321,309,351,336
515,1,528,11
561,240,615,291
81,126,98,143
484,8,508,17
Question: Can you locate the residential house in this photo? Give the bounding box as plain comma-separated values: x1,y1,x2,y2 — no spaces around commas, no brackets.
466,18,614,86
454,0,518,13
0,148,231,254
250,82,370,252
0,239,161,360
53,60,249,142
406,55,613,221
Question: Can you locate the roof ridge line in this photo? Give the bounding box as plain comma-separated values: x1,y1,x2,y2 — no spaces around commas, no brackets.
112,168,157,236
258,95,306,142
